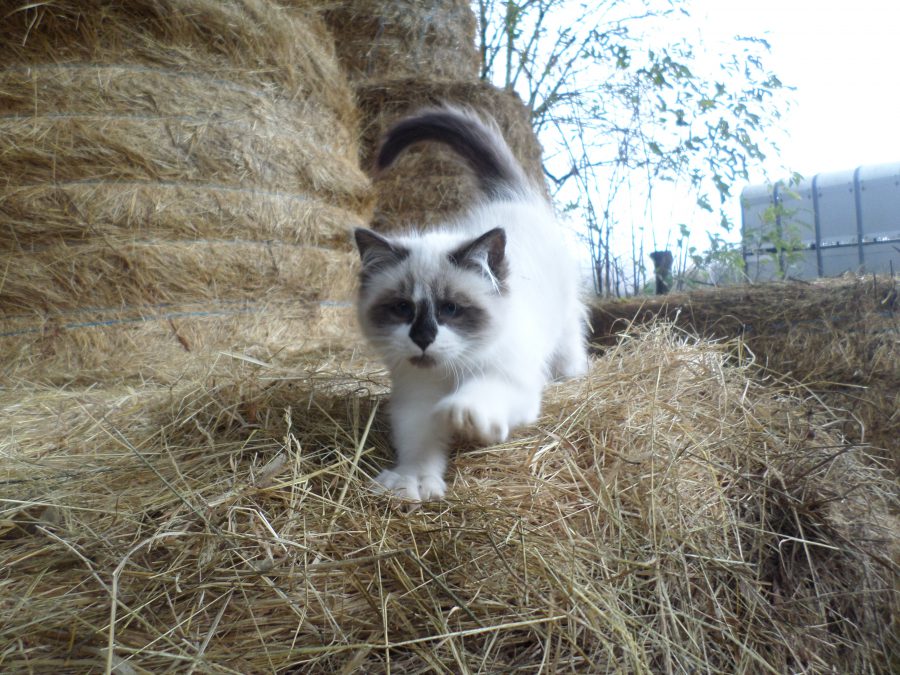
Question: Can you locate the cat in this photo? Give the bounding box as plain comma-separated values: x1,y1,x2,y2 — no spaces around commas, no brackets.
354,106,588,501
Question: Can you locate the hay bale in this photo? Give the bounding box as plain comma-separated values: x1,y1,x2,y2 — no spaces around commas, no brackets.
357,79,546,232
304,0,542,234
1,326,896,671
0,0,357,121
2,241,354,314
589,276,900,462
0,98,365,205
317,0,480,82
1,182,355,251
0,0,372,383
1,299,357,385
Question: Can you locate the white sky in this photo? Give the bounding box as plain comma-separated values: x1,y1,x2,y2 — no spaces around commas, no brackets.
589,0,900,278
695,0,900,176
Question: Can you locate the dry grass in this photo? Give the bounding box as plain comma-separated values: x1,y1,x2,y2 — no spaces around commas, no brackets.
1,182,359,253
1,240,356,315
356,79,546,232
1,0,357,123
2,3,897,672
590,276,900,464
2,326,897,672
1,0,371,316
1,299,356,387
318,0,481,82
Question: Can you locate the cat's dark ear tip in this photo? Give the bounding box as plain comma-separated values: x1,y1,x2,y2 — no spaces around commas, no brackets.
484,227,506,252
354,229,409,267
353,229,379,259
353,227,377,248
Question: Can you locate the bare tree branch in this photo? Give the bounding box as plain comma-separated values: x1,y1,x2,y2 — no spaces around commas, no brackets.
476,0,788,295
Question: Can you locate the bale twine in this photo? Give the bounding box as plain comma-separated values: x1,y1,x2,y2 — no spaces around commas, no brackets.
0,0,372,383
317,0,481,82
357,79,547,232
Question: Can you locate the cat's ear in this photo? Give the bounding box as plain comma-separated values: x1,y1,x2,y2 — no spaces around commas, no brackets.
449,227,507,285
354,228,408,282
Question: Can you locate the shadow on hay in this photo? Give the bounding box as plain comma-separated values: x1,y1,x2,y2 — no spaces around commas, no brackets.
733,444,898,668
118,363,394,482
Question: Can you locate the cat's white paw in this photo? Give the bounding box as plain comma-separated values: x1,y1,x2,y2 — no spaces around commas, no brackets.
436,395,510,444
373,468,446,502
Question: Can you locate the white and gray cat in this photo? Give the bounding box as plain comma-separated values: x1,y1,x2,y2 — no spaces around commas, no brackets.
354,107,588,501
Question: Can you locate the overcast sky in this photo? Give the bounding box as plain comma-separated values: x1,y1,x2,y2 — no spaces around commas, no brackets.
695,0,900,177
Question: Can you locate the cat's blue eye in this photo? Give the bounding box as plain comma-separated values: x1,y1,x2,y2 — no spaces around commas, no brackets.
391,300,414,320
438,301,458,318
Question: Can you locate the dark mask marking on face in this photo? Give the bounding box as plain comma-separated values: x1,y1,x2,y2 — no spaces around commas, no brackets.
426,285,489,336
436,298,488,335
367,295,414,331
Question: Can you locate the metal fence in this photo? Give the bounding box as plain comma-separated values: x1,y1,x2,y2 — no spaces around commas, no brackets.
741,162,900,280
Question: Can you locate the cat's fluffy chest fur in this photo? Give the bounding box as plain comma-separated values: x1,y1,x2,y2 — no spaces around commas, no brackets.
355,107,588,501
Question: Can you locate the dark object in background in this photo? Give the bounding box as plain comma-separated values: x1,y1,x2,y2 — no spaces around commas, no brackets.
650,250,674,294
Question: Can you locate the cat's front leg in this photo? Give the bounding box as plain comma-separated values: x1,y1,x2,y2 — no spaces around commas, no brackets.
373,394,449,502
551,320,590,380
435,375,542,445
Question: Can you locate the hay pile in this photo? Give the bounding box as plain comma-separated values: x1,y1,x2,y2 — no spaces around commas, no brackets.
590,276,900,464
2,326,896,671
3,3,897,672
0,0,372,384
318,0,481,82
316,0,545,233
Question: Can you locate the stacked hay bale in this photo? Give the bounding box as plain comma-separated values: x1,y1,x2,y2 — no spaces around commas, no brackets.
3,3,898,673
319,0,481,81
0,0,372,384
316,0,545,232
589,276,900,464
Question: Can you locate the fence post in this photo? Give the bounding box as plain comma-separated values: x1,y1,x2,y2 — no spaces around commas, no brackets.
853,166,866,272
649,251,674,294
812,173,824,277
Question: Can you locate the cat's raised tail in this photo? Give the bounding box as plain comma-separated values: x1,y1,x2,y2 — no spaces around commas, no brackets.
376,107,532,200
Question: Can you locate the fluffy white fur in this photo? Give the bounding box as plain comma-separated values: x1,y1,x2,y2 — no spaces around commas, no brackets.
356,109,588,501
